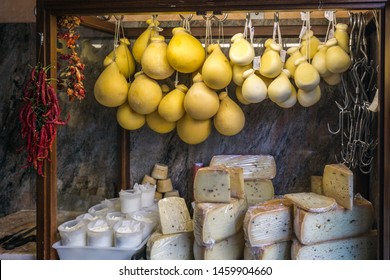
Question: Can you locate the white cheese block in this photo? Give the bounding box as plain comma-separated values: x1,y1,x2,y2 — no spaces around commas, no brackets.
291,230,377,260
193,198,247,246
193,231,244,260
210,155,276,180
194,166,231,203
285,192,337,213
323,164,354,209
310,176,323,195
146,230,193,260
244,240,292,260
244,179,275,206
294,194,374,245
244,198,293,246
158,197,193,234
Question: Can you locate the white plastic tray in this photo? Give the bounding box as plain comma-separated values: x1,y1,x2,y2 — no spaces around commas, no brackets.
53,236,148,260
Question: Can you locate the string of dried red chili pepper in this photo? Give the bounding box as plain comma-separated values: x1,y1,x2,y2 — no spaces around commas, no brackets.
19,64,68,176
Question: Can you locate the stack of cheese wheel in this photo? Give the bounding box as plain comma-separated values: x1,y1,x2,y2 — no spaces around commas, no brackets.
192,165,248,260
285,164,376,260
209,155,277,206
146,197,194,260
243,198,293,260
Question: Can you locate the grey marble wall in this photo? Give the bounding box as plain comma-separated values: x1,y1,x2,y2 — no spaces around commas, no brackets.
0,23,346,216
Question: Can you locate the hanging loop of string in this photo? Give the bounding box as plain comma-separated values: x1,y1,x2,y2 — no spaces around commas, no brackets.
324,11,337,42
272,12,282,46
112,16,122,62
180,14,193,32
243,13,255,45
204,14,213,48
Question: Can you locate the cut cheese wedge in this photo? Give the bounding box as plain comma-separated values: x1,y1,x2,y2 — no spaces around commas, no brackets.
193,198,247,246
244,240,292,260
285,192,337,213
146,230,194,260
244,179,274,206
194,166,231,203
158,197,193,234
323,164,354,209
193,231,244,260
291,230,377,260
210,155,276,180
294,194,374,245
310,176,323,195
243,198,293,246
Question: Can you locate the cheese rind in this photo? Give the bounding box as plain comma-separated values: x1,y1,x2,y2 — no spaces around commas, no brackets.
193,198,247,246
164,190,180,198
151,163,168,179
244,198,293,246
285,192,337,213
323,164,354,209
210,155,276,180
244,241,292,260
244,179,274,206
193,231,244,260
157,178,173,193
194,166,231,203
146,230,194,260
229,167,245,199
291,231,377,260
294,194,374,245
310,176,323,195
158,197,193,234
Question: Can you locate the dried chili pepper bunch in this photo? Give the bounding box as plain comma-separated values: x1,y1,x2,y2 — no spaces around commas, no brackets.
57,16,86,101
19,64,68,176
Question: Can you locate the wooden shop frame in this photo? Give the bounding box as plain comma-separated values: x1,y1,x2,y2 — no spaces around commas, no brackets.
35,0,390,259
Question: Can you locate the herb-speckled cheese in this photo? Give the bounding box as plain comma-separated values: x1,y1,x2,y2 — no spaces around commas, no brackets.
158,197,193,234
193,198,247,246
285,192,337,213
244,179,274,206
244,240,292,260
193,231,244,260
294,194,374,245
244,198,293,246
146,230,194,260
194,166,231,203
323,164,354,209
291,230,377,260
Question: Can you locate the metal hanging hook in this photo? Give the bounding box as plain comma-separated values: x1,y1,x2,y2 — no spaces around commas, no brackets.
212,13,228,22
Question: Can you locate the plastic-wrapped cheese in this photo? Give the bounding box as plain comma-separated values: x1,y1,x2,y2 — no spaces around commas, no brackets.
146,230,194,260
244,198,293,246
323,163,354,209
294,194,374,245
285,192,337,213
244,179,274,206
158,197,193,234
210,155,276,180
193,198,247,246
194,166,231,203
244,240,292,260
291,230,377,260
193,231,244,260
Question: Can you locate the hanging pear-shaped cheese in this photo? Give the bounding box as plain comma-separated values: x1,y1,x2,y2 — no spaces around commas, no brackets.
94,61,128,107
132,19,159,63
213,91,245,136
325,38,351,74
268,69,293,103
141,35,174,80
146,110,176,133
294,57,320,91
229,33,255,66
277,84,297,108
255,72,274,88
167,27,205,73
323,72,341,86
259,42,283,79
177,113,212,144
334,23,350,53
158,84,188,122
300,30,321,59
116,102,145,130
232,63,252,86
184,73,219,120
128,71,162,114
103,38,136,79
202,44,232,90
297,85,321,107
311,44,331,77
241,69,267,103
285,46,303,78
235,86,251,105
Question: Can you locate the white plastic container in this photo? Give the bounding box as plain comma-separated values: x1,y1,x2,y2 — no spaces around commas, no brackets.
119,189,142,214
129,205,159,239
58,219,87,246
106,211,125,227
113,219,143,248
87,203,109,218
87,219,113,247
134,183,157,208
